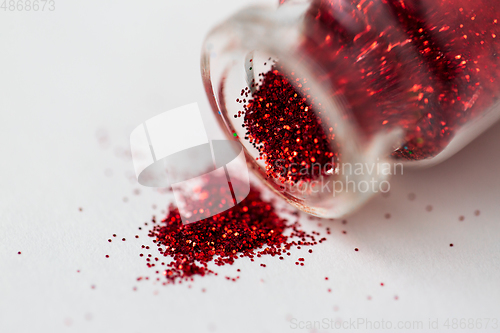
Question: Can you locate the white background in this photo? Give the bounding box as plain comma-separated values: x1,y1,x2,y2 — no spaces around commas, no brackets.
1,1,500,332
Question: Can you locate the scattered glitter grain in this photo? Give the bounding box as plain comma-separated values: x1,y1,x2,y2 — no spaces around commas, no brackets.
126,185,324,284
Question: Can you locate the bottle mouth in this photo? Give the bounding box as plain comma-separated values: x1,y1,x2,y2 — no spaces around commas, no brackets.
201,3,401,217
227,54,339,189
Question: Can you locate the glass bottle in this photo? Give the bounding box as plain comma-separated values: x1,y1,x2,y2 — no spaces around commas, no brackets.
201,0,500,217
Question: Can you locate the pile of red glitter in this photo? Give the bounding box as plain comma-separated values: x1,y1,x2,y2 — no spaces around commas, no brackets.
145,185,324,283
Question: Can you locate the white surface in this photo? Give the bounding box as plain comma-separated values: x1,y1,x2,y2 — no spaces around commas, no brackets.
1,1,500,333
130,124,155,178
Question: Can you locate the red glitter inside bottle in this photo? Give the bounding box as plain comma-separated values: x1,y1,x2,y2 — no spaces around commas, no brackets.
202,0,500,216
296,0,500,160
237,65,338,184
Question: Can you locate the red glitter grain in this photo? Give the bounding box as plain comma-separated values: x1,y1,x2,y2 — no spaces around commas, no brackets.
142,185,322,283
299,0,500,160
237,67,338,184
248,0,500,167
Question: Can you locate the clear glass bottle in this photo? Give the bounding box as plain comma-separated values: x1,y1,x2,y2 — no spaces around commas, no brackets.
201,0,500,217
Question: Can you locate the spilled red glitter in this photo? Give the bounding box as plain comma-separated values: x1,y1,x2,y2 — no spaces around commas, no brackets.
142,185,325,283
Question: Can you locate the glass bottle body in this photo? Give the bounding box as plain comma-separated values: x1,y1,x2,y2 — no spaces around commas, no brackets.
202,0,500,217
